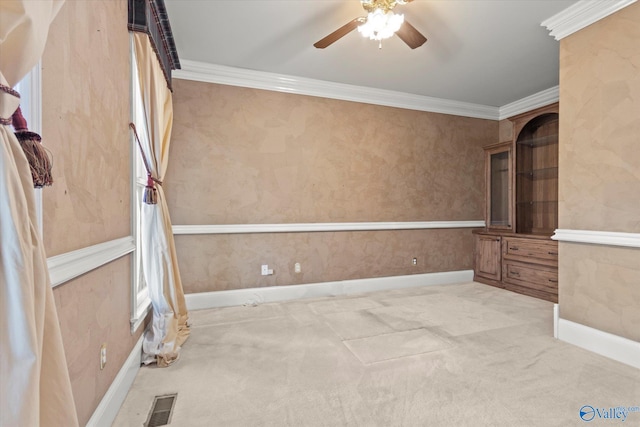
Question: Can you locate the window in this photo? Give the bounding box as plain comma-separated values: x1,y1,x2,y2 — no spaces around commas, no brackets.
13,63,43,234
130,34,151,332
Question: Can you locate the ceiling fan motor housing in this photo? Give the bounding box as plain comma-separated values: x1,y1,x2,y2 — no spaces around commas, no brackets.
361,0,411,14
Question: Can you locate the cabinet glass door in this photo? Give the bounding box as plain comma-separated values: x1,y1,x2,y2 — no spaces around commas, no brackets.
486,143,512,230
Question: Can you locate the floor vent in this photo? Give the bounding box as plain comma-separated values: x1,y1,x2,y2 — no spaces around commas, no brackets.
145,393,177,427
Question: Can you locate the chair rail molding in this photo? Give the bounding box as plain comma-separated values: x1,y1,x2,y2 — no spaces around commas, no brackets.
542,0,637,40
552,229,640,248
48,236,136,287
172,220,486,235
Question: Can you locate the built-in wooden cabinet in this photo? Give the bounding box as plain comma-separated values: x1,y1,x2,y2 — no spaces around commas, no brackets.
474,103,559,302
514,106,559,235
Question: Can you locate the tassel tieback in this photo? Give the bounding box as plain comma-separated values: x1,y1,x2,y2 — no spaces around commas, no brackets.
143,174,162,205
129,122,162,205
12,107,53,188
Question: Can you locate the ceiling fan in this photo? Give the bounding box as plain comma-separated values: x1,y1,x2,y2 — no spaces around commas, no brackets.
314,0,427,49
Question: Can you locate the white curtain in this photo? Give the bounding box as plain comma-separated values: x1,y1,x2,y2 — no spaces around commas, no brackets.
132,33,190,367
0,1,78,426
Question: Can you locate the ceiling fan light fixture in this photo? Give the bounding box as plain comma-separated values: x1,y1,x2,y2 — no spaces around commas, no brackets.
357,9,404,41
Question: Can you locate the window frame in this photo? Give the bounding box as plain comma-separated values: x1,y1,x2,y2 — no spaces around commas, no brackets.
130,33,151,333
14,63,44,235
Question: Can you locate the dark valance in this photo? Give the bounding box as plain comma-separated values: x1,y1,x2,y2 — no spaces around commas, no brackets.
128,0,180,90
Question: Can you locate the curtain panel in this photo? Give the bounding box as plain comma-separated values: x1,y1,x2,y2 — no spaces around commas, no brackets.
0,1,78,426
132,32,190,367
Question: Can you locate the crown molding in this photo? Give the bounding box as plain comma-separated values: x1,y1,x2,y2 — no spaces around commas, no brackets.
174,60,500,120
498,86,559,120
541,0,637,41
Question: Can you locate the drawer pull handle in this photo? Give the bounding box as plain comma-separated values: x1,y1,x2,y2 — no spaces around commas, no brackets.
510,247,519,251
548,279,558,283
548,251,558,256
510,271,520,277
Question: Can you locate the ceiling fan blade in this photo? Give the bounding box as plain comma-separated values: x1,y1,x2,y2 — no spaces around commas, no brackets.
314,18,364,49
395,20,427,49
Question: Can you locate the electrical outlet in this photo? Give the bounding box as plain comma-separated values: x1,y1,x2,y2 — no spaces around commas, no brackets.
294,262,301,273
412,258,417,266
100,343,107,370
261,264,274,276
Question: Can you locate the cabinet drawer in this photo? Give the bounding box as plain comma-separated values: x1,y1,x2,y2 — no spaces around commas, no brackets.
503,237,558,264
503,260,558,292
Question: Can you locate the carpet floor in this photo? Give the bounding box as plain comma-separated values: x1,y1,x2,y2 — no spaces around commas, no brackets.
113,281,640,426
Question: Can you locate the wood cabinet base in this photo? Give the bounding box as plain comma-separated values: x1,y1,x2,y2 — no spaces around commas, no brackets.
473,230,557,303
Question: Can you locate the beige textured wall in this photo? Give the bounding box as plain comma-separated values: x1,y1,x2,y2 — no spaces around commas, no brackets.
558,3,640,340
54,257,142,425
42,0,131,256
166,80,498,292
498,118,513,143
176,229,475,293
42,0,137,424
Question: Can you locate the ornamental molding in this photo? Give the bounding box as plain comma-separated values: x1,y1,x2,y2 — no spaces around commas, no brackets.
498,86,559,120
174,60,500,120
541,0,637,40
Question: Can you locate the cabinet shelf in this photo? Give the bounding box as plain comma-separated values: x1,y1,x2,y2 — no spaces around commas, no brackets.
516,167,558,179
516,134,558,148
516,200,558,205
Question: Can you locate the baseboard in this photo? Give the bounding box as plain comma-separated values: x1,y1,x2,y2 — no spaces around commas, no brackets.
185,270,474,311
557,318,640,370
86,334,144,427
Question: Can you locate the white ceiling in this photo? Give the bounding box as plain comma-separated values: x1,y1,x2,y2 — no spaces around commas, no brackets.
164,0,578,108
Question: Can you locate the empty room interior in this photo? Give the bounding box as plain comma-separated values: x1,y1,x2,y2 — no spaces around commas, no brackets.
1,0,639,426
